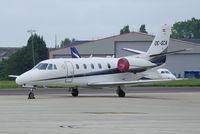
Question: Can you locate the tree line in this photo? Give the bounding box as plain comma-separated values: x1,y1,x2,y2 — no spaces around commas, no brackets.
0,34,48,80
120,18,200,39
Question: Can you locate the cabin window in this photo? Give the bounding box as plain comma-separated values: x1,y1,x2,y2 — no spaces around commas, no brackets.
47,64,53,70
98,63,102,69
54,64,57,70
76,64,79,69
83,64,87,69
91,64,94,69
161,71,165,74
107,63,111,69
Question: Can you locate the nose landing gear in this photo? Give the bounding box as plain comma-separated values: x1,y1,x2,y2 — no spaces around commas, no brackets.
28,88,35,99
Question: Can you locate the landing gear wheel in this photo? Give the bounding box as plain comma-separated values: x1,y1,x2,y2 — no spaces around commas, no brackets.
116,86,126,97
28,88,35,99
71,88,79,97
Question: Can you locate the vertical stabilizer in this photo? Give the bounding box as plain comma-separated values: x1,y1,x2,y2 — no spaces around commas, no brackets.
146,25,171,65
70,47,81,58
147,25,171,56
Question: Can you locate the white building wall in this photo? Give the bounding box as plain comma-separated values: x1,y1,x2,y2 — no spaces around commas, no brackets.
166,54,200,77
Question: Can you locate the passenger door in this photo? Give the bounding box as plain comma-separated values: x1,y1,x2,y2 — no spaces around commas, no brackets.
64,61,74,83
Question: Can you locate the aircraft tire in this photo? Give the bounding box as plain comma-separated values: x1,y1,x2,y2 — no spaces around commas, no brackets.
116,87,126,97
28,92,35,99
71,89,79,97
118,90,125,97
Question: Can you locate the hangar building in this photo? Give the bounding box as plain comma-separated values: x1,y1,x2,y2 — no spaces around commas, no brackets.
49,32,200,78
0,47,19,61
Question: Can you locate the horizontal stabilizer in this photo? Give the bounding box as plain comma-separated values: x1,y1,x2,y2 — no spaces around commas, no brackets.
122,48,146,54
150,48,191,57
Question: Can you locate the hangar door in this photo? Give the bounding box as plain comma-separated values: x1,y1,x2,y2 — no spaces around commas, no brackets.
115,41,152,58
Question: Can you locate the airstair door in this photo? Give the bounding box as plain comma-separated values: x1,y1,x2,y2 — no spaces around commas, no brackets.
65,61,74,83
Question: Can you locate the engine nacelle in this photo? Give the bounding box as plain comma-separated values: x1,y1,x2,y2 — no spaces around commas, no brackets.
117,58,130,72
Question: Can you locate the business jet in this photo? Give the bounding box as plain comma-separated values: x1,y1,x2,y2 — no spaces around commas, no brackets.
141,68,176,80
13,25,186,98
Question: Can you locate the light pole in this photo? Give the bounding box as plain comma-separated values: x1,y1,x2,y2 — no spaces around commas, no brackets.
27,29,36,66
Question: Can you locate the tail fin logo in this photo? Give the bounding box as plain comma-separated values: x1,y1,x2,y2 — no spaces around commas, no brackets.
70,47,81,58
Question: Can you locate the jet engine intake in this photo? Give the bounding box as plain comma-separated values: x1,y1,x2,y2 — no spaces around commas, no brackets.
117,58,130,72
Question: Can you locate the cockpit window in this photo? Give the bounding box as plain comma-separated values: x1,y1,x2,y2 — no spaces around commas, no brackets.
34,63,57,70
48,64,53,70
37,63,48,70
161,71,165,74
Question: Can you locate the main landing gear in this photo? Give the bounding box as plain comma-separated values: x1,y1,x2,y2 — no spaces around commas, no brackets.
116,86,126,97
28,87,35,99
69,86,125,97
70,87,79,97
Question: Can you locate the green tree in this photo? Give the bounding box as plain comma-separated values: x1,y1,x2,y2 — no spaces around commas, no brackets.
0,34,48,79
120,25,130,34
60,38,71,47
171,18,200,39
71,38,76,43
0,60,7,80
27,34,48,65
139,24,148,33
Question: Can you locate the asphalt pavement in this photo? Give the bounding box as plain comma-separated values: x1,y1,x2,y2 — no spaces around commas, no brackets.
0,87,200,96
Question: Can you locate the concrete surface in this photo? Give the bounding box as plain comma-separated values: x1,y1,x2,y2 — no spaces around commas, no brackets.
1,87,200,95
0,91,200,134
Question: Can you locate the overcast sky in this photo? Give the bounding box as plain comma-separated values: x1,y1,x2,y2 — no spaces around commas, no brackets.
0,0,199,47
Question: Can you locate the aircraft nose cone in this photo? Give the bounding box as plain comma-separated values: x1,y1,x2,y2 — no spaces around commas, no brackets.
16,76,22,85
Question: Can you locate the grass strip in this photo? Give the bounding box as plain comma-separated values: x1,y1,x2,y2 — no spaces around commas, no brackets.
140,78,200,87
0,81,19,88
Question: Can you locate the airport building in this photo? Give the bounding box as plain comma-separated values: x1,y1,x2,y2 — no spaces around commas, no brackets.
49,32,200,78
0,47,19,61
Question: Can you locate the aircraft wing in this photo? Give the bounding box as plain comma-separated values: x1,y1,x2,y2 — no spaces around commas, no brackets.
8,75,19,78
87,79,173,87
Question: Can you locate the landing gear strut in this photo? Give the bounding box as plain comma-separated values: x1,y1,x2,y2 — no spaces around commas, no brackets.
116,86,126,97
28,88,35,99
71,87,79,97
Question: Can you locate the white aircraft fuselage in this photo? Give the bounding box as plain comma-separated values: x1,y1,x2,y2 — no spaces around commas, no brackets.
16,57,156,87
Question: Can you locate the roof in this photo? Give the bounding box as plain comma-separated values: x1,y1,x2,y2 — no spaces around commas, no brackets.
49,40,93,52
0,47,19,58
49,32,200,54
181,39,200,44
70,40,92,46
